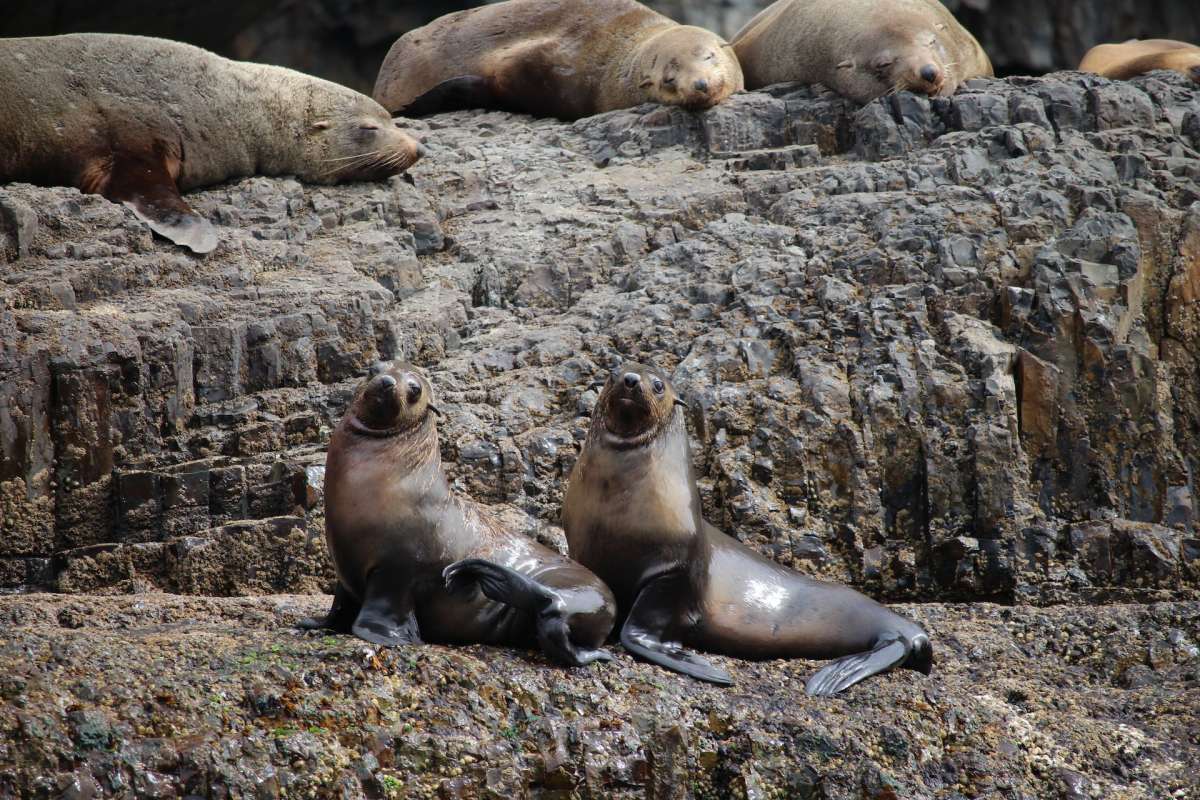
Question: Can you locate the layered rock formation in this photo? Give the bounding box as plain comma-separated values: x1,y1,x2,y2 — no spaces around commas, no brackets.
2,70,1200,794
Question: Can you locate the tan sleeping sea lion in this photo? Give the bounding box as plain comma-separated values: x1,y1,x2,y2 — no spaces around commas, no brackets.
731,0,992,103
1078,39,1200,83
301,362,616,668
563,362,933,695
0,34,425,255
373,0,744,120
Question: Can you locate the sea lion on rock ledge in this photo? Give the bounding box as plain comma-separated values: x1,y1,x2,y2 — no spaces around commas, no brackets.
302,362,615,668
731,0,992,103
1079,40,1200,84
0,34,425,255
373,0,743,120
563,362,933,695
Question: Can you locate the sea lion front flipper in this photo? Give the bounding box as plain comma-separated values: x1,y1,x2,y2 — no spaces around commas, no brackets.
351,572,423,646
443,558,613,667
399,76,500,117
804,637,909,697
102,144,218,255
619,573,733,686
297,582,360,633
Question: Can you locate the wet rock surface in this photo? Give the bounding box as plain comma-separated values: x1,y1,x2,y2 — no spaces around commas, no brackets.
3,72,1200,794
0,594,1196,798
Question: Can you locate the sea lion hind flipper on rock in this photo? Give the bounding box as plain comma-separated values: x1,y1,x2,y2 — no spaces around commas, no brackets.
804,631,933,696
297,582,360,633
102,141,218,255
443,558,614,666
397,75,502,117
350,572,424,646
619,572,733,685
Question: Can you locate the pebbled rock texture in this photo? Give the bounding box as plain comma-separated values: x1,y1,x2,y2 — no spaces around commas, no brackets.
3,72,1200,795
0,594,1196,799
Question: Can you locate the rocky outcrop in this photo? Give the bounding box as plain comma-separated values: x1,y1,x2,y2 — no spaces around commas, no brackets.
3,71,1200,796
5,73,1200,604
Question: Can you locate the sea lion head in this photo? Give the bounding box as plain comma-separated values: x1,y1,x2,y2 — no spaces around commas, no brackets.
844,20,957,100
304,93,426,184
636,28,744,111
592,361,685,449
345,361,438,437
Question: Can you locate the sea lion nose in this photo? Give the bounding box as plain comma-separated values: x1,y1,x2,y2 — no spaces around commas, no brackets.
920,64,940,83
623,372,640,388
694,78,709,93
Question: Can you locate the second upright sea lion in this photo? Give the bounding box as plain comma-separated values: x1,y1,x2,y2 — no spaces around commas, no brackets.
373,0,743,120
302,362,616,668
1079,39,1200,83
731,0,992,103
0,34,425,254
563,362,933,695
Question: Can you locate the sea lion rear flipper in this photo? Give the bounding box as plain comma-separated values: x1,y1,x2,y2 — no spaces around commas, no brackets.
399,76,500,116
297,582,360,633
103,145,218,255
443,558,613,667
351,573,423,646
619,573,733,686
804,637,909,697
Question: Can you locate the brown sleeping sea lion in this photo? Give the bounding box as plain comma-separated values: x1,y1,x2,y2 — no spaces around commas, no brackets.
731,0,992,103
1078,39,1200,83
0,34,425,255
373,0,743,120
563,362,933,695
302,362,615,668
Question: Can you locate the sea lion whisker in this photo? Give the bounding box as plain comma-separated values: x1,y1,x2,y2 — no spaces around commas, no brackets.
323,149,386,163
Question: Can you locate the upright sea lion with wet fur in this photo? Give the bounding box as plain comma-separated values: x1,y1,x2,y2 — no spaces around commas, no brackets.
0,34,425,254
373,0,743,120
731,0,992,103
303,362,615,668
563,362,933,695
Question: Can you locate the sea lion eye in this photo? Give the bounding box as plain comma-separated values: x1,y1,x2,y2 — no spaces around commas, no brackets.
359,123,381,132
406,380,422,404
652,379,665,395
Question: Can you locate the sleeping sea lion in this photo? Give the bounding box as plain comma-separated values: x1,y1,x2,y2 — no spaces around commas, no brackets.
302,362,615,668
1078,39,1200,83
731,0,992,103
373,0,743,120
563,362,933,695
0,34,425,255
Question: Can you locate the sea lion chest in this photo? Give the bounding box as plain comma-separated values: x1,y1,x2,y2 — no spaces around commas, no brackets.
565,443,701,605
325,435,475,596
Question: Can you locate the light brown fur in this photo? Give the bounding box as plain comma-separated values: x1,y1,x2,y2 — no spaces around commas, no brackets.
564,362,932,694
731,0,992,103
0,34,424,253
316,363,615,666
373,0,743,120
1079,40,1200,83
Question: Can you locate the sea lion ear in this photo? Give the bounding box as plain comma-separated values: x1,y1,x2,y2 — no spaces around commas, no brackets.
588,380,607,391
428,404,443,418
673,397,689,409
311,120,332,131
